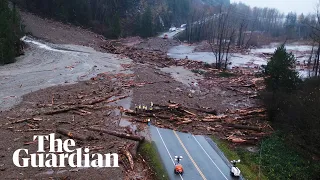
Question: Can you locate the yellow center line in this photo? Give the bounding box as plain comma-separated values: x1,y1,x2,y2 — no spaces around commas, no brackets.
173,131,207,180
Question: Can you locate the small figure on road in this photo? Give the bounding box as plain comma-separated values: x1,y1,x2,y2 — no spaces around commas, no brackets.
147,118,151,126
174,156,184,175
175,156,183,164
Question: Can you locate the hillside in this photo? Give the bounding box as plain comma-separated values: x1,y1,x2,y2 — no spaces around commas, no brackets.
15,0,230,39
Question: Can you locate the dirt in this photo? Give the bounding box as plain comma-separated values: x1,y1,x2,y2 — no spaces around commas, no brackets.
20,11,106,51
0,12,153,180
129,64,270,141
99,37,271,142
0,72,153,179
135,37,180,53
0,10,272,179
0,36,133,111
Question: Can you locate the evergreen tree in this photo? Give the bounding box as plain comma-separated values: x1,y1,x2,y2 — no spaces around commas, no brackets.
111,13,121,38
140,7,153,38
264,45,301,92
0,0,22,65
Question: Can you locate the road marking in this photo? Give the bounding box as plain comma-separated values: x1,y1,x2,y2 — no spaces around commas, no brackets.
192,135,229,180
173,131,207,180
156,128,184,180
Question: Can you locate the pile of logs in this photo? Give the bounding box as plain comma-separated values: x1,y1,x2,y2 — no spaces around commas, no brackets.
124,101,272,144
100,41,217,70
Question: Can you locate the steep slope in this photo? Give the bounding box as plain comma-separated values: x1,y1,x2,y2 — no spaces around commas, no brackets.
15,0,230,39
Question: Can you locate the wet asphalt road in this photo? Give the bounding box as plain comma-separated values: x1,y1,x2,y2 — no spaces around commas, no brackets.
150,126,241,180
158,28,185,39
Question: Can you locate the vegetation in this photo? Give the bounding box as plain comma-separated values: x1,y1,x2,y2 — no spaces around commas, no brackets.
262,45,319,155
0,0,23,65
212,134,320,180
264,45,301,92
211,136,267,180
139,7,153,38
260,134,320,180
15,0,225,39
259,45,320,179
139,142,169,180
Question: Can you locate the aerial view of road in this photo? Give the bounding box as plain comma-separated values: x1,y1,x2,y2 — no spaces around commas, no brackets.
150,126,242,180
1,0,319,179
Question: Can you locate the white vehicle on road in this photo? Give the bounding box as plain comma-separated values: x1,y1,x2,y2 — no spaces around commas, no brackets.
230,160,241,177
169,27,177,32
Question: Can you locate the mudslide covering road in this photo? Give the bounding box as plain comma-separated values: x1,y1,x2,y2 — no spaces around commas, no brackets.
150,126,242,180
0,36,131,111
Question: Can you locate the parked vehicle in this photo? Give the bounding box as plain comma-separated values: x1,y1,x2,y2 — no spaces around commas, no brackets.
230,160,241,177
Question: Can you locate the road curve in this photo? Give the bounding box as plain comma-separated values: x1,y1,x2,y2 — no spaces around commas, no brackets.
150,126,242,180
158,28,185,39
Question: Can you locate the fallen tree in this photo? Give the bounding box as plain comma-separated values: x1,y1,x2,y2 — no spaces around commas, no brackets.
88,126,145,142
56,128,89,141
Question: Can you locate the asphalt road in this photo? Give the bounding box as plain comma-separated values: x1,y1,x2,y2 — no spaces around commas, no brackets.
158,28,185,39
150,126,241,180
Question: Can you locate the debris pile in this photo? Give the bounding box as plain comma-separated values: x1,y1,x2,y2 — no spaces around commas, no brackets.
124,101,272,144
101,41,210,69
0,72,151,178
200,68,265,98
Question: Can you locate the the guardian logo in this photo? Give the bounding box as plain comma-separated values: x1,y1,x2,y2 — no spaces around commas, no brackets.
12,133,119,168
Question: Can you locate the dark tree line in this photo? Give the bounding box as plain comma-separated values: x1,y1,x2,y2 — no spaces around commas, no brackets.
15,0,139,38
182,2,316,44
0,0,23,65
14,0,214,38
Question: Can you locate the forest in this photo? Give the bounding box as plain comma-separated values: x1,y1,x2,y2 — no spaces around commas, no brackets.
14,0,229,38
0,0,23,64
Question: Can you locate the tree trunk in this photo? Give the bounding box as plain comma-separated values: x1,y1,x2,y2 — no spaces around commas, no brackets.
88,126,145,142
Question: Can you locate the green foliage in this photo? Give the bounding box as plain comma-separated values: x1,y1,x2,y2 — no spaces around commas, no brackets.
139,142,169,180
212,134,320,180
16,0,136,38
260,134,320,180
262,77,320,154
166,0,190,24
264,45,301,92
0,0,23,65
140,7,153,38
109,14,121,39
261,46,320,179
211,136,267,180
